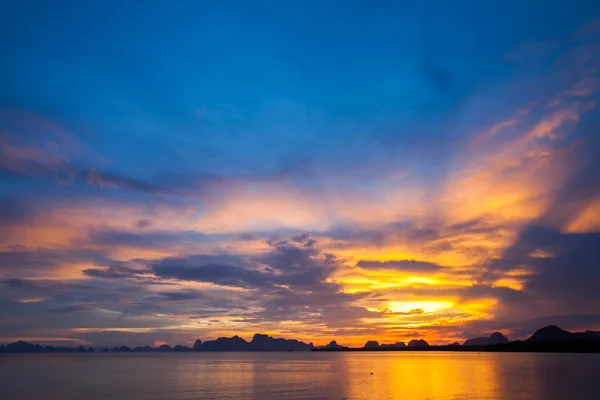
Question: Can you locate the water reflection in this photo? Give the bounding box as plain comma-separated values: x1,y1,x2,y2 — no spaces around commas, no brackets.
1,352,599,399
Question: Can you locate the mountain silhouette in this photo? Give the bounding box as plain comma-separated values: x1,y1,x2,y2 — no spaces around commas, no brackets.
528,325,574,341
379,342,407,349
317,340,348,350
186,334,314,351
2,325,600,353
4,341,88,353
581,330,600,340
408,339,430,348
133,346,153,352
248,333,313,351
201,335,249,351
110,346,132,352
463,332,510,346
6,341,44,352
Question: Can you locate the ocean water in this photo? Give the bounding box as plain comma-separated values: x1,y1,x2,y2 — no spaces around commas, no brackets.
1,352,599,399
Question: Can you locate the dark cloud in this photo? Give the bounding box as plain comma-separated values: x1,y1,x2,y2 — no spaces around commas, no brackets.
153,261,269,289
459,284,526,304
47,304,93,313
143,236,377,330
149,237,335,290
291,233,309,243
289,233,316,247
82,263,143,280
2,278,96,292
0,248,113,274
156,290,204,301
238,232,255,241
135,219,152,229
255,243,316,271
481,221,600,322
324,253,337,265
525,231,600,314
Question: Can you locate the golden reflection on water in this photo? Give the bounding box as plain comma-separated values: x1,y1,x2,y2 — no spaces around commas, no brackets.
2,352,599,400
341,353,500,399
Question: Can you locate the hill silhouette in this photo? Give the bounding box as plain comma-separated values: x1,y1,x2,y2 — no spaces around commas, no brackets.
528,325,573,342
316,340,348,350
463,332,510,346
2,325,600,353
363,340,380,349
481,326,600,353
380,342,407,349
3,341,89,353
249,333,314,351
408,339,430,348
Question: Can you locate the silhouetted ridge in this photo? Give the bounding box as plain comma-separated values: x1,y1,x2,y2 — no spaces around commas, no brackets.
582,330,600,340
202,335,249,351
192,339,203,350
111,346,132,352
317,340,348,350
4,341,89,353
379,342,407,349
408,339,430,348
528,325,573,342
7,341,42,352
463,332,509,346
3,325,600,353
133,346,153,352
249,333,313,351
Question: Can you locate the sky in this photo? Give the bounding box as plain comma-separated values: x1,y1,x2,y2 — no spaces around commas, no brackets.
1,0,600,348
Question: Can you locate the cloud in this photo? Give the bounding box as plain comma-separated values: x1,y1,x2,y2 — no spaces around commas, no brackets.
88,229,220,249
0,248,113,277
47,304,93,314
148,236,337,291
135,219,152,229
356,260,442,273
156,290,204,301
82,263,142,280
152,261,269,289
0,110,169,195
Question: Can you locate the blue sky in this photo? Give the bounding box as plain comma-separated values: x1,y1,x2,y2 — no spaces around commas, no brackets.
1,1,600,347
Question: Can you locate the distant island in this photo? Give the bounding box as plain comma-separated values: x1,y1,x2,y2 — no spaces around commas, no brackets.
2,326,600,354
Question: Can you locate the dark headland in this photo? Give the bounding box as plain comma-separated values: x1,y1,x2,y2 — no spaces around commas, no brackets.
2,326,600,354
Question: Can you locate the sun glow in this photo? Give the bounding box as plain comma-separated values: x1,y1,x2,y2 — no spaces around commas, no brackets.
386,301,454,314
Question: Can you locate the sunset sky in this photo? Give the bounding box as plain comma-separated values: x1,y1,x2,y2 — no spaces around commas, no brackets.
1,1,600,348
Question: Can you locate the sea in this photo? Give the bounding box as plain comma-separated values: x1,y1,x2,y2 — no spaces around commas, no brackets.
1,352,599,399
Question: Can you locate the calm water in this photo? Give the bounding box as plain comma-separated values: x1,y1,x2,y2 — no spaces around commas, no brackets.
1,352,600,400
